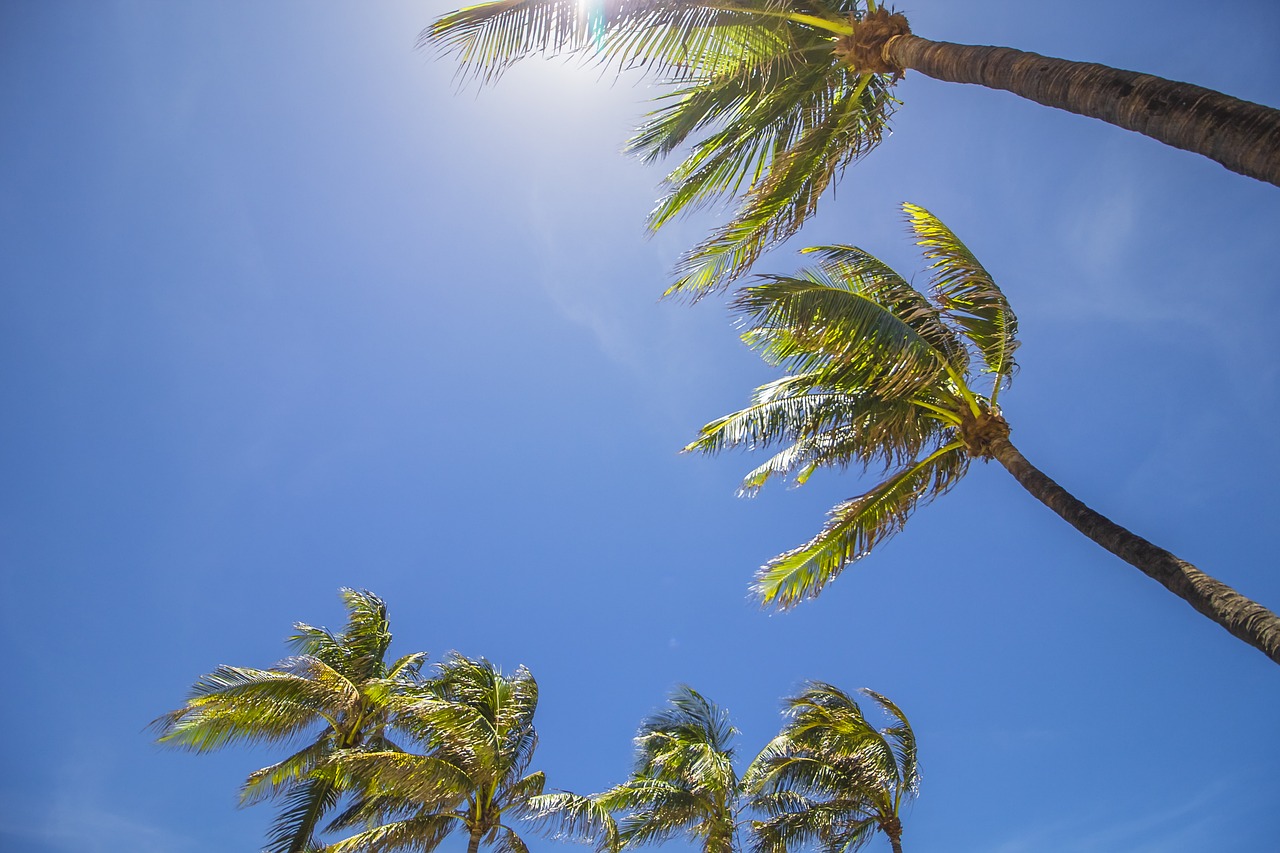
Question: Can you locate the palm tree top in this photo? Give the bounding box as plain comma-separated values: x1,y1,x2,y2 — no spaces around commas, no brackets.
686,202,1017,607
747,683,918,853
426,0,907,295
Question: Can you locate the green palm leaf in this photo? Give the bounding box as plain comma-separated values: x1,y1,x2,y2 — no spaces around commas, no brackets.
904,203,1019,397
427,0,839,86
325,814,460,853
523,792,620,852
735,275,950,400
267,777,342,853
753,441,968,608
241,740,336,807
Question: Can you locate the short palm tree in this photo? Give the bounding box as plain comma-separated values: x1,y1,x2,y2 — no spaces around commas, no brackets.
685,202,1280,664
597,686,744,853
321,653,547,853
153,589,428,853
745,684,918,853
426,0,1280,294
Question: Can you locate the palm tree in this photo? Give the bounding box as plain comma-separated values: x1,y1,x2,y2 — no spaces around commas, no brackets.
597,686,744,853
745,684,918,853
685,202,1280,664
153,588,428,853
320,653,548,853
426,0,1280,294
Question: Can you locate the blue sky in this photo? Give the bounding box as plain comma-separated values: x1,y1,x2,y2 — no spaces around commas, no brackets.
2,1,1279,851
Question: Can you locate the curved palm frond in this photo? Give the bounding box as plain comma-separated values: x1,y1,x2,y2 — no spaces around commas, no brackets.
325,813,461,853
753,441,968,608
427,0,895,295
153,664,345,752
523,792,621,852
426,0,850,86
664,70,893,295
268,776,342,853
241,740,337,807
734,275,951,400
904,203,1019,398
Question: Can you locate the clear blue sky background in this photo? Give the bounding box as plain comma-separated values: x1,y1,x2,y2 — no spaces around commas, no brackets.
2,1,1279,851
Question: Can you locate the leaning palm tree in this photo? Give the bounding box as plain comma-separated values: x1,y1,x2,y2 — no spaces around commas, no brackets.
596,686,744,853
321,653,548,853
685,202,1280,664
153,588,428,853
426,0,1280,294
745,684,918,853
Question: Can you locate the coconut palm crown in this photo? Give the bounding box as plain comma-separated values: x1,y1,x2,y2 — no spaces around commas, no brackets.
745,684,918,853
686,203,1280,664
321,653,547,853
593,686,744,853
153,588,428,853
427,1,1280,295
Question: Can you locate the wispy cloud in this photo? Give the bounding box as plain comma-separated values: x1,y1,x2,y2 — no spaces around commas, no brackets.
989,777,1230,853
0,800,194,853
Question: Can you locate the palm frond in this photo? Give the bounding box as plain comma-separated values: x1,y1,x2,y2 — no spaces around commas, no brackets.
749,801,855,853
733,276,951,403
666,73,895,295
753,441,968,607
904,203,1019,395
490,825,533,853
425,0,846,87
523,792,620,852
857,689,918,795
152,665,343,752
325,813,461,853
266,777,341,853
336,588,394,681
241,740,335,807
336,750,475,811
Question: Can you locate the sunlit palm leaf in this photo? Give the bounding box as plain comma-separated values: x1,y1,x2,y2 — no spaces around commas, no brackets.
858,689,918,794
750,800,855,853
242,740,335,807
268,777,341,853
523,791,620,852
735,276,949,400
427,0,831,86
667,75,893,295
153,665,343,751
905,203,1019,394
325,813,460,853
754,441,967,607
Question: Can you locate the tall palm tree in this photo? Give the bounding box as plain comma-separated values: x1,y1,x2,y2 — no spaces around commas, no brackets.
745,684,918,853
153,589,428,853
321,653,547,853
426,0,1280,294
597,686,744,853
685,202,1280,664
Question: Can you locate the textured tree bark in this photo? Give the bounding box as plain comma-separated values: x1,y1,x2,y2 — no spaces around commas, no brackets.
989,436,1280,665
886,34,1280,187
889,836,904,853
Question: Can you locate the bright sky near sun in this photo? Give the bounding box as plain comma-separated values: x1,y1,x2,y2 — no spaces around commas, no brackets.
2,1,1279,851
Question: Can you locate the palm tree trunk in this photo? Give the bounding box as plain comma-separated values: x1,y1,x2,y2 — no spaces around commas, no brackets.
885,34,1280,187
987,434,1280,664
468,830,483,853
